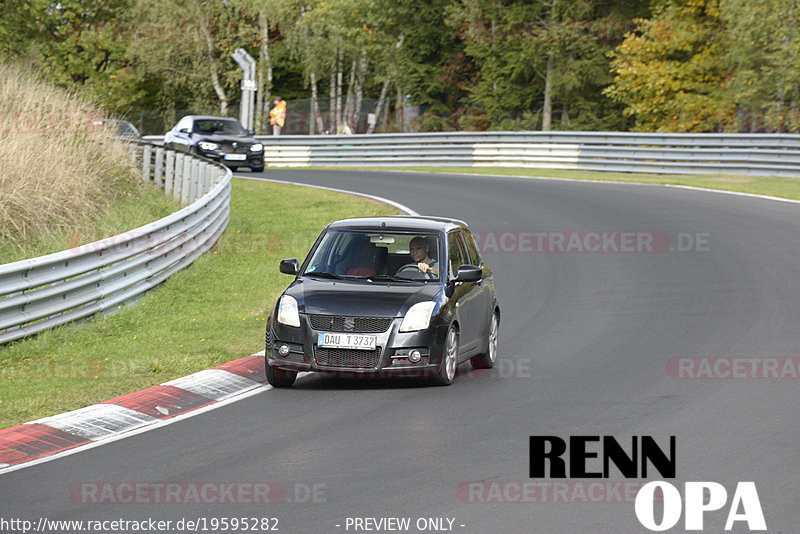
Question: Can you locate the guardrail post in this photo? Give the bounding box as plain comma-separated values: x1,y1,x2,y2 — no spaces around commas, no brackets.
154,148,165,188
197,163,206,196
180,155,191,205
141,145,152,182
190,159,200,201
173,154,184,203
201,163,212,195
164,151,175,196
128,145,138,167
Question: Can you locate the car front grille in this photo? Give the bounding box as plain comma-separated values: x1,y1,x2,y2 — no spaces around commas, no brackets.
219,142,250,154
315,347,381,369
308,315,393,333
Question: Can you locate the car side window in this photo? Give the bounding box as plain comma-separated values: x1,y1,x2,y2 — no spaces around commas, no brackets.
462,229,482,266
447,231,468,277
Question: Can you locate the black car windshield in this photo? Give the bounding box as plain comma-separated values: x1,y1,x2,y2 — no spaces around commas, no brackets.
192,119,248,136
303,230,442,281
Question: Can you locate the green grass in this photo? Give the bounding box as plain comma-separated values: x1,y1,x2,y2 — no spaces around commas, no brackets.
309,166,800,201
0,180,181,264
0,178,400,429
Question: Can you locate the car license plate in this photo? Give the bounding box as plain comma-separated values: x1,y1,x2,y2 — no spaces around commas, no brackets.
224,153,247,161
317,332,377,350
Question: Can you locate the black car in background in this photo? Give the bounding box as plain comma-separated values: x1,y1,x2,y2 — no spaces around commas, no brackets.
164,115,264,171
96,119,142,141
265,216,500,387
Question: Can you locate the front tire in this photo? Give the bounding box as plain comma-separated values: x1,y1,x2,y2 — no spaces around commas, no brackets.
470,311,499,369
433,325,459,386
266,361,297,387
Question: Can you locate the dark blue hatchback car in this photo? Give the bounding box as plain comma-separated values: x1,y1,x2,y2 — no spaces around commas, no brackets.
265,216,500,387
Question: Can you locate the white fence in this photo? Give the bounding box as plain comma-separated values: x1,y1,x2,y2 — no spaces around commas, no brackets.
0,145,231,345
243,131,800,177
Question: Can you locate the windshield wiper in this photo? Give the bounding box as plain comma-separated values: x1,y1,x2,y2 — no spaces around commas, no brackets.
358,274,415,283
303,271,344,279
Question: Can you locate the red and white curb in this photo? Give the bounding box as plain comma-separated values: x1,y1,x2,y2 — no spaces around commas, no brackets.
0,352,271,472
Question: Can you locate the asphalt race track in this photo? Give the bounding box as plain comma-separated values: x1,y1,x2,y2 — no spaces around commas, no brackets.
2,169,799,533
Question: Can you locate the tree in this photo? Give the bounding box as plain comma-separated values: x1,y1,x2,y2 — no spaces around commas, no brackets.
126,0,253,120
604,0,731,132
385,0,469,118
720,0,800,132
0,0,46,59
447,0,647,131
284,0,337,133
2,0,144,114
230,0,294,133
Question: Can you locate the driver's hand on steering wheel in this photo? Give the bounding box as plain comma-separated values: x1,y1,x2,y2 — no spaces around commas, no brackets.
418,262,438,276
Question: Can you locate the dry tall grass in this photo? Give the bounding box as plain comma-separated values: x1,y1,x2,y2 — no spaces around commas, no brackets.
0,63,144,254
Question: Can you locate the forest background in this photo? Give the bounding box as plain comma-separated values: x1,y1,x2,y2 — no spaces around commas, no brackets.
1,0,796,135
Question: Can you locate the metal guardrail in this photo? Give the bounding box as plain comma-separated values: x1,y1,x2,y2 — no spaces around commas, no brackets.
229,131,800,177
0,144,231,345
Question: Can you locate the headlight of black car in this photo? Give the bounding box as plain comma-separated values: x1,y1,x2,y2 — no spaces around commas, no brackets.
277,295,301,327
399,301,437,332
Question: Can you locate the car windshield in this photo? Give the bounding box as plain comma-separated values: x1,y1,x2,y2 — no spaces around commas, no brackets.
303,230,442,281
192,119,248,136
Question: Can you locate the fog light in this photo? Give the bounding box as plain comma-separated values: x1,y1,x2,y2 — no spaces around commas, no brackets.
408,349,422,363
278,344,290,356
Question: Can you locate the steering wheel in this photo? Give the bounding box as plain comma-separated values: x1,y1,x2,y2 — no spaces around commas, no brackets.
396,263,432,280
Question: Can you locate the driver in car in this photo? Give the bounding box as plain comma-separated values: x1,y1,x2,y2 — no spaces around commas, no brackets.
406,236,439,278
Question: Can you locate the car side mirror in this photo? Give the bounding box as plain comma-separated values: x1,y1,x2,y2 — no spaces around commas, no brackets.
279,258,299,275
454,264,482,283
248,129,255,136
179,128,189,134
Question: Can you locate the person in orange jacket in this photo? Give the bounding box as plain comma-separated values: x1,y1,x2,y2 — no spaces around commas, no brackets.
269,96,287,135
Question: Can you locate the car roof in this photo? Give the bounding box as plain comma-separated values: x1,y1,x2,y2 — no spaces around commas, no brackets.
326,216,469,233
184,115,242,122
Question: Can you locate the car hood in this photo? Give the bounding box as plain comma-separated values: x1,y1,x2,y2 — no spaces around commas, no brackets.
285,277,443,317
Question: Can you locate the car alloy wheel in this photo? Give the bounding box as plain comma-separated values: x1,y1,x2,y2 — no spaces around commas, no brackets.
435,325,459,386
488,313,498,363
470,312,499,369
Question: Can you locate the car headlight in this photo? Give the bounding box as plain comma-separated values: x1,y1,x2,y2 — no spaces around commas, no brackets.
277,295,300,327
249,143,263,152
399,301,437,332
199,142,219,151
